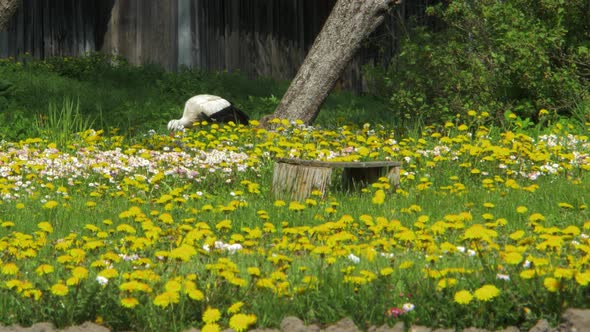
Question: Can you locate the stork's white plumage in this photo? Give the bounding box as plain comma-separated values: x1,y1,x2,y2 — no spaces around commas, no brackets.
167,94,249,131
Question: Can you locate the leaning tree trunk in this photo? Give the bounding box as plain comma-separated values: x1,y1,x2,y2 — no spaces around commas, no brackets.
268,0,399,125
0,0,21,31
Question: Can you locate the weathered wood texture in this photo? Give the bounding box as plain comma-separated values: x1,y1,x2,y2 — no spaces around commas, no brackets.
0,0,438,92
0,0,21,32
0,0,113,58
276,158,402,169
273,158,401,200
101,0,177,70
272,162,333,202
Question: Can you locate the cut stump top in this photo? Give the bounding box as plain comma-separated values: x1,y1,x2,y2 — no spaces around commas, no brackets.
276,158,402,169
272,158,402,201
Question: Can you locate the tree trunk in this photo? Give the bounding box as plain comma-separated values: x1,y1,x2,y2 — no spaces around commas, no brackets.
0,0,20,31
267,0,399,125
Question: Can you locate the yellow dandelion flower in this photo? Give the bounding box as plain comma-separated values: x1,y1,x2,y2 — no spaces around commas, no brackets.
153,291,180,307
558,202,574,209
528,213,545,223
119,281,152,293
399,261,414,269
215,219,232,231
35,264,54,276
201,323,221,332
509,230,525,240
228,276,248,288
516,206,528,214
165,280,182,292
169,244,197,262
227,301,244,314
187,289,204,301
120,297,139,308
380,267,394,276
203,307,222,324
116,223,136,234
2,263,19,275
5,279,22,290
311,190,323,196
23,289,42,301
288,201,306,211
50,283,69,296
98,268,118,279
72,266,89,279
1,221,14,228
437,278,457,290
561,226,580,236
229,313,257,332
182,279,196,291
69,248,86,263
247,267,261,277
474,285,500,301
37,222,54,233
463,224,496,241
575,271,590,286
255,278,276,290
305,198,317,206
543,277,560,292
66,277,80,286
43,200,59,209
372,190,385,205
519,270,536,279
159,213,174,224
502,252,523,265
553,268,574,280
482,213,494,220
454,290,473,305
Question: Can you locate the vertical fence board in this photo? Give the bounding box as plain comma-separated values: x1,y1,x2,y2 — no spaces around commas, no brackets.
1,0,436,93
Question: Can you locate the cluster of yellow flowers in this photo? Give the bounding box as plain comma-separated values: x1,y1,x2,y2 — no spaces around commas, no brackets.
0,114,588,329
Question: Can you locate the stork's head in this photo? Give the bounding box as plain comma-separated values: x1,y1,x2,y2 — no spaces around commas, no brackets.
167,120,184,132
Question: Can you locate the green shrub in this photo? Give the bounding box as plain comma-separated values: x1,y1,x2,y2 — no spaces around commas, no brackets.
368,0,590,124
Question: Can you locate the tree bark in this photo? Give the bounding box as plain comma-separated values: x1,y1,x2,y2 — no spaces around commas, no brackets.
0,0,20,31
267,0,399,125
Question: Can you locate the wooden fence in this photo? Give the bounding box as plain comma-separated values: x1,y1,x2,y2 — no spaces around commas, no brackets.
0,0,437,92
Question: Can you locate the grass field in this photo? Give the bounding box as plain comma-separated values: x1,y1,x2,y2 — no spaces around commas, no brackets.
0,55,589,331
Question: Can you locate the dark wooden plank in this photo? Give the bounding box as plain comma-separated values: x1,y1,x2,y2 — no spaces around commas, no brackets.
1,0,430,95
189,0,199,68
14,0,24,56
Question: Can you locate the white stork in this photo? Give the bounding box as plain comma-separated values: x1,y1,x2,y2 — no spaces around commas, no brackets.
167,94,249,131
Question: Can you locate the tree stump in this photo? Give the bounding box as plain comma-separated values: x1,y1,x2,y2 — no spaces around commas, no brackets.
272,158,401,201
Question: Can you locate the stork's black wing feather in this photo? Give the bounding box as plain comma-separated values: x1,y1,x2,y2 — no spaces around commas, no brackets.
208,105,250,124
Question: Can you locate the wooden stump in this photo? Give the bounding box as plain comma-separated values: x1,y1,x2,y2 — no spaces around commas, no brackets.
272,158,402,201
272,162,332,202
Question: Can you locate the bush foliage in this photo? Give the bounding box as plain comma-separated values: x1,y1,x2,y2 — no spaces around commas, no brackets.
369,0,590,124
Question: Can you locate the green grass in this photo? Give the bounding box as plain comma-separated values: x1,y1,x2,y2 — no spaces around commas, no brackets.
0,54,588,331
0,54,394,142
